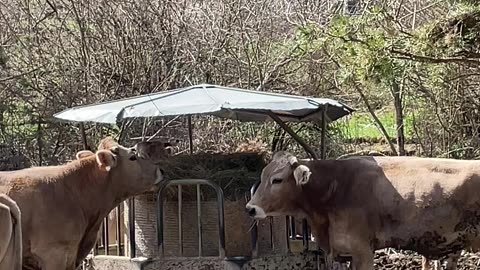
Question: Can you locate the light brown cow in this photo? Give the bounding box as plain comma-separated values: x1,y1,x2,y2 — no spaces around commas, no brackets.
0,137,168,270
246,151,480,270
0,193,22,270
135,139,179,160
76,142,171,252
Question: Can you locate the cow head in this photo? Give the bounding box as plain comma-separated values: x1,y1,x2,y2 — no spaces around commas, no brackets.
94,137,166,193
246,151,312,219
134,139,178,161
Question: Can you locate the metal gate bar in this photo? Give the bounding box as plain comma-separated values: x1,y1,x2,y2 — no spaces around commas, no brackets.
157,179,225,258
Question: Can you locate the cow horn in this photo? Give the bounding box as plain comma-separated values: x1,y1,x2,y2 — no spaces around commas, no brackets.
287,155,299,168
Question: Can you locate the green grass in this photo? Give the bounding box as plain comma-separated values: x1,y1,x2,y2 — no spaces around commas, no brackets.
336,109,414,141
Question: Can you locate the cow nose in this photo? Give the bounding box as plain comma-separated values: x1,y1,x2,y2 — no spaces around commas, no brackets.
246,206,256,217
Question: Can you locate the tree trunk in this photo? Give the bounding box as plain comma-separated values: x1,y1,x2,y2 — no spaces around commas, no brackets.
392,81,406,156
352,81,399,156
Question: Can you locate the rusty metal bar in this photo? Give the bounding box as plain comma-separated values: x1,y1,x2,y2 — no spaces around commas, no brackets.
158,179,225,258
197,184,203,257
302,219,309,252
128,198,136,258
103,216,109,255
178,184,183,256
269,217,274,250
290,216,296,239
285,217,291,253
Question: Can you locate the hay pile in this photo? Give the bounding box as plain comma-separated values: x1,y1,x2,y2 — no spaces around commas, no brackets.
374,250,423,270
158,152,266,201
374,249,480,270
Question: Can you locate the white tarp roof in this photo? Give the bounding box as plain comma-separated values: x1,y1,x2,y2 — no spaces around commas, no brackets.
54,84,354,124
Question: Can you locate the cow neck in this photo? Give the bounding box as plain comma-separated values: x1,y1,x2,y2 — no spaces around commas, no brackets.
299,159,343,213
62,157,118,223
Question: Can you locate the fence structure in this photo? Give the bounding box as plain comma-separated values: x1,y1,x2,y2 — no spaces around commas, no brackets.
156,179,226,258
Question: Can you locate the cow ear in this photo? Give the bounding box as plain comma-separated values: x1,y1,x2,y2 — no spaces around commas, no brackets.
96,150,117,172
287,155,312,186
76,150,95,160
293,165,312,186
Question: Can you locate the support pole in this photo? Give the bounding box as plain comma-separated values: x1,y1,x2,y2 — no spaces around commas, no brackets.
79,123,88,150
266,111,318,160
115,120,136,258
79,122,99,257
319,106,330,267
188,115,194,154
320,105,328,160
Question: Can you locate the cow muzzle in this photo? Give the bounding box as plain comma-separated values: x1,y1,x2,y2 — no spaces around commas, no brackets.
245,203,267,219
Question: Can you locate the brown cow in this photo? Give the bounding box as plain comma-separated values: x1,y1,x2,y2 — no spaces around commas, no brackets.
134,139,179,160
0,193,22,270
0,137,168,270
75,142,172,253
246,151,480,270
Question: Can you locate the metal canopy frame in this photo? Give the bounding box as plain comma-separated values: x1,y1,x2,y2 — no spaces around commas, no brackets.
54,84,353,261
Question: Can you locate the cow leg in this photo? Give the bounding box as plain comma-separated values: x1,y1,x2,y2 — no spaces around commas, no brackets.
43,258,76,270
444,251,461,270
351,251,374,270
422,257,433,270
37,247,77,270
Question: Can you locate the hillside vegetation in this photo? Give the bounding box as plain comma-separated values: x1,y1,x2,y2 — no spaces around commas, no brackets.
1,0,480,165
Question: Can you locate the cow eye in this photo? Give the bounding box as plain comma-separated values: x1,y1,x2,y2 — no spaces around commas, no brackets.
272,178,283,184
129,155,137,161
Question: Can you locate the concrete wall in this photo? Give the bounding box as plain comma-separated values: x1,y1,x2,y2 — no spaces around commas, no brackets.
90,253,320,270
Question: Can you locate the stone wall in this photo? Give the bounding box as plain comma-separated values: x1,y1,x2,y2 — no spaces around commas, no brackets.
242,253,319,270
